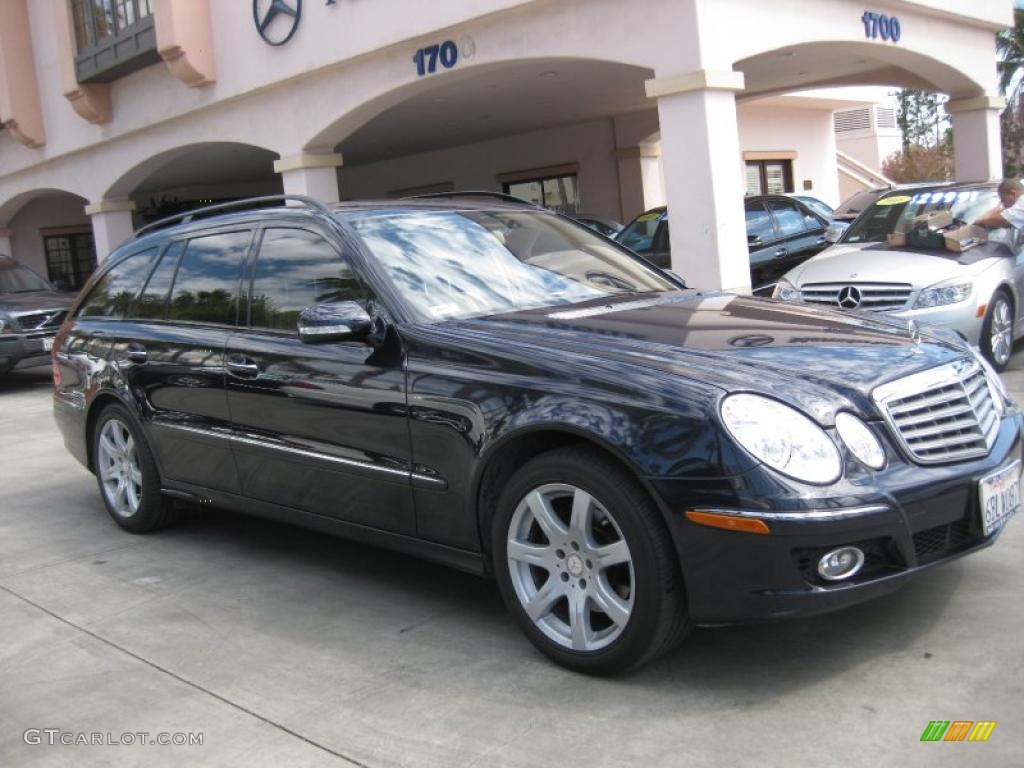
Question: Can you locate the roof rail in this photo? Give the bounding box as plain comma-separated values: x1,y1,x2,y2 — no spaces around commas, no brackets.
133,195,334,239
402,190,544,208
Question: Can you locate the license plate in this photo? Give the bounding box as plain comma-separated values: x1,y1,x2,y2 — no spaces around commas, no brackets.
978,460,1021,535
41,337,53,352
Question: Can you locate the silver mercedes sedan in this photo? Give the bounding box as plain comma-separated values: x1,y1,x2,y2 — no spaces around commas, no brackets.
774,182,1023,370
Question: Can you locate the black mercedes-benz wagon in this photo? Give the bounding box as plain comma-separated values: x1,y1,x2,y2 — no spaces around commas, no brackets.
53,194,1021,673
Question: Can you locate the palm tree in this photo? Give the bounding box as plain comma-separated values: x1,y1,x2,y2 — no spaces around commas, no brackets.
997,8,1024,104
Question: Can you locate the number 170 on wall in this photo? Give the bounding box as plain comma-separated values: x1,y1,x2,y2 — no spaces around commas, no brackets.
413,41,459,77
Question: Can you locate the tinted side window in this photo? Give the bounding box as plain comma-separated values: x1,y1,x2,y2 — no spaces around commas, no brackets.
79,247,159,318
745,203,775,243
167,231,250,325
766,200,807,237
136,241,185,320
250,228,370,331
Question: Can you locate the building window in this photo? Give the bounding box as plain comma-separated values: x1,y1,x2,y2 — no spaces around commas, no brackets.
44,233,97,291
745,160,794,196
71,0,158,84
502,173,580,215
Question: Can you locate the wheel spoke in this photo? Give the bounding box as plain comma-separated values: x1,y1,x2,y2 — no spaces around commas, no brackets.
114,477,128,513
522,576,562,622
99,433,118,458
568,592,592,650
590,574,631,628
123,434,135,459
526,490,568,541
99,461,118,480
129,465,143,486
112,425,127,451
568,488,594,543
592,539,630,569
507,539,551,568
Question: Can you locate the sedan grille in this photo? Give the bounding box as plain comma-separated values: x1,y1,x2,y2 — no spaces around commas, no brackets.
14,311,66,331
800,282,912,312
872,361,999,465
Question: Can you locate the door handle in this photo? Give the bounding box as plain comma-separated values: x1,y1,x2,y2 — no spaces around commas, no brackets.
124,343,147,363
774,248,788,258
226,355,260,378
816,237,827,245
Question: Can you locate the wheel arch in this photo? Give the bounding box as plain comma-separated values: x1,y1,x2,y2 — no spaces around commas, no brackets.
472,424,676,571
84,390,146,474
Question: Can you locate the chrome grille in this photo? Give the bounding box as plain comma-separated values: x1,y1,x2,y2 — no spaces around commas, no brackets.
800,282,912,312
14,310,65,331
873,361,999,464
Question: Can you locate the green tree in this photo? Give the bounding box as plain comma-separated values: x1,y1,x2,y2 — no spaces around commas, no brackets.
997,8,1024,177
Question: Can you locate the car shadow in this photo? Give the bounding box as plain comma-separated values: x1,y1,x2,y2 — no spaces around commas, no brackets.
167,504,960,698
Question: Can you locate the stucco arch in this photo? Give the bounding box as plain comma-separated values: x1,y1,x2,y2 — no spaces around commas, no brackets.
734,41,988,103
103,141,281,200
0,188,89,228
303,56,655,154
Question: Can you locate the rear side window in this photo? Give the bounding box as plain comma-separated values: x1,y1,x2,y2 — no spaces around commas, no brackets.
745,203,775,242
249,228,370,331
166,231,251,325
766,200,807,237
137,241,185,320
78,247,159,318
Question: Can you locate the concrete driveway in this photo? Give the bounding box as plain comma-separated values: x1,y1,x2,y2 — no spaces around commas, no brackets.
1,359,1022,768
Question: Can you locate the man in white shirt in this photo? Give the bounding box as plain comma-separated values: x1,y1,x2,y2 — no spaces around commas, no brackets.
975,179,1024,230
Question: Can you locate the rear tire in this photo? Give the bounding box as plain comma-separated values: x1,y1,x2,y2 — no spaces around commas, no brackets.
981,288,1014,372
492,445,691,674
92,403,176,533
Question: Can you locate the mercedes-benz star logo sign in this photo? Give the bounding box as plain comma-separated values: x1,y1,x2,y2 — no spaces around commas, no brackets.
254,0,302,46
837,285,862,310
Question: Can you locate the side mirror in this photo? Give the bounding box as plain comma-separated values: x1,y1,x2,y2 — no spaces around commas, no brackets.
297,301,372,344
747,235,763,248
824,226,843,244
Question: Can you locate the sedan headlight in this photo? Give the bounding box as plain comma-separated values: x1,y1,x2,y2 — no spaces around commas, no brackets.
913,280,972,309
834,412,886,469
773,279,800,302
720,394,841,484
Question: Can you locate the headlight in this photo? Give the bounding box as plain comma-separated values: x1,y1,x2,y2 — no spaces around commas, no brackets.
969,345,1012,414
720,394,842,484
913,280,972,309
773,279,800,302
834,412,886,469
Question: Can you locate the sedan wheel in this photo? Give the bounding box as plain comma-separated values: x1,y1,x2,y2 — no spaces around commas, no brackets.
506,483,635,652
97,418,142,519
982,290,1014,371
493,446,691,673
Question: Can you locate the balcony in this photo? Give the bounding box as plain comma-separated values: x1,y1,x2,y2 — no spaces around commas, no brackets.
72,0,161,84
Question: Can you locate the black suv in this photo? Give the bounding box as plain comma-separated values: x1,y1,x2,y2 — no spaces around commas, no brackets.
0,257,73,375
54,195,1021,673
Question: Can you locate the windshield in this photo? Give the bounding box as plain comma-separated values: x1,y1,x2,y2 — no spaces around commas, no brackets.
615,209,665,253
350,209,676,322
842,187,1001,244
835,189,883,218
0,262,52,294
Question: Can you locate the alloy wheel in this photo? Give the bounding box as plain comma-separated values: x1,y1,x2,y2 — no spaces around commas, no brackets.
991,297,1013,367
97,418,142,519
506,483,635,652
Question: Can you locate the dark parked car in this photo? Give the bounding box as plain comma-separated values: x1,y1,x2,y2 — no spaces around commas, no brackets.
615,195,830,291
0,257,74,375
54,195,1020,673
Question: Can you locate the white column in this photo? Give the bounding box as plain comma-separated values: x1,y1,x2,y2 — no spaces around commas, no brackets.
85,200,136,262
947,95,1005,183
0,228,13,258
647,70,749,293
273,153,343,203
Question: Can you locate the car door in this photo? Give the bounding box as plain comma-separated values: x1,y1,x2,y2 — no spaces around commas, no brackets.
224,224,415,534
126,228,253,495
745,200,781,289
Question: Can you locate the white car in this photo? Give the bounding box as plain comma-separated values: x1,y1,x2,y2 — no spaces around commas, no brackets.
774,182,1023,369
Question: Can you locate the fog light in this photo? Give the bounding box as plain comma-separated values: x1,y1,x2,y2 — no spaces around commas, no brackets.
817,546,865,581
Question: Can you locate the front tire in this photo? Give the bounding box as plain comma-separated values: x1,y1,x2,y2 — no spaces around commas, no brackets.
492,446,691,674
92,403,175,533
981,289,1014,371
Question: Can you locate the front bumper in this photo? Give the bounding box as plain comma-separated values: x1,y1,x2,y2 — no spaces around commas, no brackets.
0,333,55,373
651,410,1022,625
888,302,985,346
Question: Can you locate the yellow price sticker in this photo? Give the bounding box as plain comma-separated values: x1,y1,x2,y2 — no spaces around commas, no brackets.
876,195,912,206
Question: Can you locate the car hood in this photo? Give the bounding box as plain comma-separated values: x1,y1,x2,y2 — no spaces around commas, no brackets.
443,291,967,423
787,241,1006,287
0,290,75,314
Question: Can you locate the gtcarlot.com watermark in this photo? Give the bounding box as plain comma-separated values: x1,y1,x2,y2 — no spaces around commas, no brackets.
24,729,203,747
